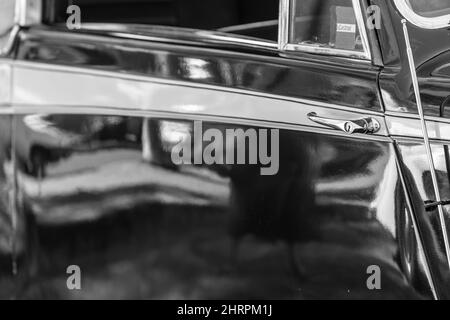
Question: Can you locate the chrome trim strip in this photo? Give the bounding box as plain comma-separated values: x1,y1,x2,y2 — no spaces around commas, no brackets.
278,0,372,61
5,104,392,143
282,43,370,60
70,23,280,52
394,0,450,29
278,0,290,52
387,110,450,125
387,114,450,144
352,0,372,60
393,136,450,146
109,31,279,51
217,20,279,33
9,64,388,138
11,60,385,117
22,27,281,58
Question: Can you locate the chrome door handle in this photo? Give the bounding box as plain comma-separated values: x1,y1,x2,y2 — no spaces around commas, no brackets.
307,112,381,134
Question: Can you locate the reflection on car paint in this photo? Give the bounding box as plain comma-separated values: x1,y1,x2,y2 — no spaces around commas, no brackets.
2,114,427,299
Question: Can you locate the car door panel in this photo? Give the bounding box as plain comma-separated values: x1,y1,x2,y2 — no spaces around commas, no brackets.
395,140,450,299
2,24,436,299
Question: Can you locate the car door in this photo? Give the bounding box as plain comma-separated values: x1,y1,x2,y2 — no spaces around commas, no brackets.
3,0,435,299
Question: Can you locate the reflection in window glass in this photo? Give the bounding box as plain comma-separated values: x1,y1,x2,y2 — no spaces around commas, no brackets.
290,0,364,52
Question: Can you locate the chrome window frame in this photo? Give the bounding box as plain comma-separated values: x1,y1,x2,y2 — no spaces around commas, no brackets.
278,0,372,61
394,0,450,29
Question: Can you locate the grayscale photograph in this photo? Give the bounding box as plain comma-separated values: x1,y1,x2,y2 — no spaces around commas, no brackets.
0,0,450,303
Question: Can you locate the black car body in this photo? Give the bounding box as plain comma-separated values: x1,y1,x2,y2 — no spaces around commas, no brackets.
0,0,450,299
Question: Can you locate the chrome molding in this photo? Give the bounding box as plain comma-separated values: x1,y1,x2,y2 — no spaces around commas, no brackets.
6,104,392,144
11,60,385,117
278,0,372,61
109,31,279,51
387,114,450,144
394,0,450,29
8,63,388,140
217,20,279,33
70,23,280,53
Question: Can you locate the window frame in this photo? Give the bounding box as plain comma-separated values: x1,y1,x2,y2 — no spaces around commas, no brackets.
394,0,450,30
278,0,372,61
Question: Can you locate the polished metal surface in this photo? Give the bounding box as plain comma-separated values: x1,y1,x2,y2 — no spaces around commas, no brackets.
386,113,450,143
307,112,381,135
9,64,388,139
0,2,448,300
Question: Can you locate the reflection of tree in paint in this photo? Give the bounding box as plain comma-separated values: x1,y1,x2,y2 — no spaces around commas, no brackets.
228,131,321,280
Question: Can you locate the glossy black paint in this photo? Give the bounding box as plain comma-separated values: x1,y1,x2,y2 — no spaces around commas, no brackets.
1,0,450,300
16,26,383,112
3,113,428,299
396,142,450,299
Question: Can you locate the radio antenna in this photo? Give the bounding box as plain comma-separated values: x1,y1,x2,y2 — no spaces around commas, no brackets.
402,19,450,269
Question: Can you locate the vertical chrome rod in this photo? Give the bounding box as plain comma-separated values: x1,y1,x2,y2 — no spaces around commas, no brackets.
402,19,450,269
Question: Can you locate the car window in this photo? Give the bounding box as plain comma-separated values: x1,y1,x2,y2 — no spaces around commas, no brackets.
44,0,279,42
290,0,363,52
279,0,370,60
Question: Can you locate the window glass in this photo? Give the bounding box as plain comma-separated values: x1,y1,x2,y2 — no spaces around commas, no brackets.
45,0,279,42
290,0,364,52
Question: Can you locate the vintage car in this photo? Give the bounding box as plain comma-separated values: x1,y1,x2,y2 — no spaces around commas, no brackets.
0,0,450,300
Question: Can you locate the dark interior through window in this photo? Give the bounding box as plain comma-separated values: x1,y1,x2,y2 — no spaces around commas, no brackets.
43,0,279,41
290,0,363,52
